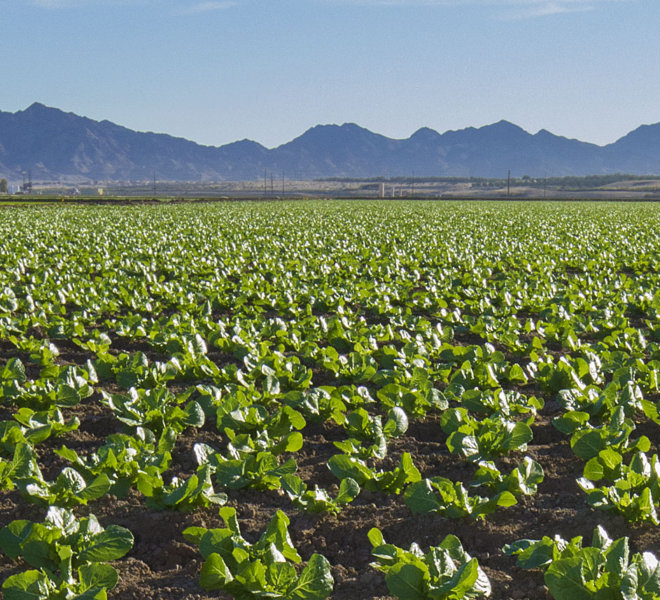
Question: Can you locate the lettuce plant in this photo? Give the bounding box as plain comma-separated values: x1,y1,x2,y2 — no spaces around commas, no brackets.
183,507,334,599
17,466,111,508
56,430,174,498
440,408,533,463
281,474,360,514
100,385,204,437
138,464,228,511
557,406,651,461
328,451,421,494
333,406,408,459
504,525,660,600
369,528,491,599
194,440,298,491
577,449,660,524
0,442,40,492
0,506,133,600
404,458,543,519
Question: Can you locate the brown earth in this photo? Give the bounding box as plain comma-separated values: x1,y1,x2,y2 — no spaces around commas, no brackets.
3,384,660,600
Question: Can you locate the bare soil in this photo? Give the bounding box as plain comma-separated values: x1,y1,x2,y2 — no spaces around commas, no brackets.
3,380,660,600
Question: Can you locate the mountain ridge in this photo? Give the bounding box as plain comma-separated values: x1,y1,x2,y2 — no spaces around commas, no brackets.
1,103,659,182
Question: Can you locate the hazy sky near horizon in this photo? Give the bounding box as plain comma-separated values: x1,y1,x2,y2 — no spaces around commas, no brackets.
1,0,658,148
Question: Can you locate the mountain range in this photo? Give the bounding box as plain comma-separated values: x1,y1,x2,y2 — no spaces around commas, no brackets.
1,103,660,182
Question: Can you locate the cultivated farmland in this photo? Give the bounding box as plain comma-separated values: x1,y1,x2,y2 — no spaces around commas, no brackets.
1,200,660,599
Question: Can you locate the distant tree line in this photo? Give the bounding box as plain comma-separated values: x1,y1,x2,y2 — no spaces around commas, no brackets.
318,174,660,190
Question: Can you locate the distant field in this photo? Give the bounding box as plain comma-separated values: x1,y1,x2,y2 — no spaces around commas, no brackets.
11,172,660,200
1,201,660,599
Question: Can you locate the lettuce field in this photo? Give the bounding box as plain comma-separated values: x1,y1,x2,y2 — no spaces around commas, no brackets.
2,200,660,599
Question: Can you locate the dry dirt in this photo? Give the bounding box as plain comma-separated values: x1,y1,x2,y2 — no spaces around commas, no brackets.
2,331,660,600
3,388,660,600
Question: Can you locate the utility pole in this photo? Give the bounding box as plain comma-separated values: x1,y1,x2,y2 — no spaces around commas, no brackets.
507,170,511,197
264,169,267,196
153,170,156,197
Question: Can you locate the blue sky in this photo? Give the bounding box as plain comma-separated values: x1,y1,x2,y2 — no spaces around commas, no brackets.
1,0,658,148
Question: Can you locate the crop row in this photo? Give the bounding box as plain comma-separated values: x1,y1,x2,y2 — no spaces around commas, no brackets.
1,201,660,599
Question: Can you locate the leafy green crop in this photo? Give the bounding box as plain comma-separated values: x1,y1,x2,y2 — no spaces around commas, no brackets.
404,458,543,519
282,387,347,424
0,442,40,491
216,401,306,440
139,464,228,511
328,451,421,494
369,527,491,599
556,406,650,461
440,408,533,462
56,430,174,498
3,200,660,598
100,385,204,437
1,360,95,411
577,449,660,524
13,407,80,443
0,506,133,599
333,406,408,459
18,466,111,508
183,507,333,599
504,525,660,600
459,387,543,418
281,474,360,514
194,440,299,491
404,477,516,519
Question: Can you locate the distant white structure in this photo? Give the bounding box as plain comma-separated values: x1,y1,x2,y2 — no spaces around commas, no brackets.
8,184,20,195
